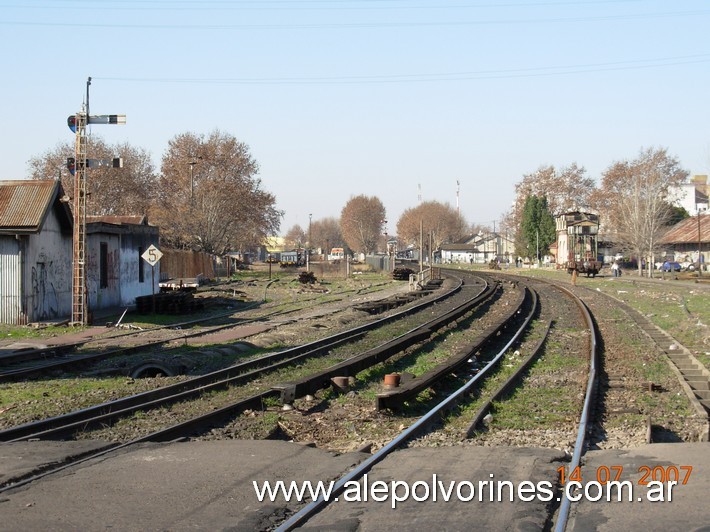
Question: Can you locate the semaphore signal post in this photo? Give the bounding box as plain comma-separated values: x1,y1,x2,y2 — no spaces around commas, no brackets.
67,77,125,325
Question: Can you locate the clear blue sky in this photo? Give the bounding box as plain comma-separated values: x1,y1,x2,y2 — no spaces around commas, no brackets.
2,1,709,236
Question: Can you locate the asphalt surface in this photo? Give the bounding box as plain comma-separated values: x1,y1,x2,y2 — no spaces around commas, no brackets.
1,440,707,531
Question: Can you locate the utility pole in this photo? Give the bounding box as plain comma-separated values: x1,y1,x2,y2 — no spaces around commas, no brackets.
66,78,125,325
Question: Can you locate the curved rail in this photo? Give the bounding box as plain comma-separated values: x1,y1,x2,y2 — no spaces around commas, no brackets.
275,285,540,531
552,284,598,532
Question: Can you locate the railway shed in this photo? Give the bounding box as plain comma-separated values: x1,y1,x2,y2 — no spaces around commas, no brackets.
659,213,710,271
0,180,73,324
85,215,160,313
0,179,162,325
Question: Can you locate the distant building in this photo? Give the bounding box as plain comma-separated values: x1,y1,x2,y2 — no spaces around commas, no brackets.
674,175,709,214
659,213,709,267
439,232,514,264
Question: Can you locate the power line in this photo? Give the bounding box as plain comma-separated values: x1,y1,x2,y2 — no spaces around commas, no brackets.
90,53,710,85
1,9,708,29
0,0,656,10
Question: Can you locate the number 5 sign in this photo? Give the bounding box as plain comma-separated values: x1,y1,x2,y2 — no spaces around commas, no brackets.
142,244,163,266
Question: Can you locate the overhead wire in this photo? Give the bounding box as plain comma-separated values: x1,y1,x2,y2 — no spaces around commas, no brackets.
90,53,710,85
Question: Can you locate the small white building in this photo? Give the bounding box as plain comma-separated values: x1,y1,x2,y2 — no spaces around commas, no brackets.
86,215,160,313
440,232,514,264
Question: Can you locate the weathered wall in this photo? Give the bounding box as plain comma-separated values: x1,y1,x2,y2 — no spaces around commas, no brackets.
0,236,22,324
86,232,121,311
119,228,160,306
22,210,73,323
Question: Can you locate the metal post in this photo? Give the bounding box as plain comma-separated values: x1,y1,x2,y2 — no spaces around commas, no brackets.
698,209,703,277
419,220,423,273
151,265,156,314
307,214,312,273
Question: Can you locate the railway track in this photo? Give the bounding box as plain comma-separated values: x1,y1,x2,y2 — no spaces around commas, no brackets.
0,280,423,382
0,274,463,443
274,274,598,530
0,271,502,489
1,269,705,529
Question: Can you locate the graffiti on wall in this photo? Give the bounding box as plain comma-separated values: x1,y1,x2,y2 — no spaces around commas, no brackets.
31,254,59,321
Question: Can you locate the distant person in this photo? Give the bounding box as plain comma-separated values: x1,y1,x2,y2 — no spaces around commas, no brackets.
611,261,619,278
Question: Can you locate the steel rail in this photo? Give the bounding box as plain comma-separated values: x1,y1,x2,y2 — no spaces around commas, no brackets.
275,285,540,531
272,278,491,405
0,280,394,375
0,277,469,490
465,318,552,437
376,282,526,410
1,333,366,442
552,285,598,532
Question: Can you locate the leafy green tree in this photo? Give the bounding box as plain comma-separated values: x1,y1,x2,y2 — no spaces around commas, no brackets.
666,204,690,226
519,195,556,261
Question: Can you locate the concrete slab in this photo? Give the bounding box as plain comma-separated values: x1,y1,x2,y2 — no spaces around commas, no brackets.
1,441,706,530
0,441,113,487
0,440,367,531
303,446,566,531
567,443,710,531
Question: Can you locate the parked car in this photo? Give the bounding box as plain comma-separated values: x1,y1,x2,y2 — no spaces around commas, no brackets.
681,261,696,271
661,261,682,272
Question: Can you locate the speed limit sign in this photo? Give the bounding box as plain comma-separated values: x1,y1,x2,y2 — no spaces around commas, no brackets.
141,244,163,266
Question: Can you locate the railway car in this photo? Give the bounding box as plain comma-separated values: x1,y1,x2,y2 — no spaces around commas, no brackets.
279,249,304,267
557,212,602,277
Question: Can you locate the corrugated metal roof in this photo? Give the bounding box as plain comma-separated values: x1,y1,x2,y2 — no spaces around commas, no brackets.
440,243,481,252
0,180,59,232
660,214,710,244
86,215,147,225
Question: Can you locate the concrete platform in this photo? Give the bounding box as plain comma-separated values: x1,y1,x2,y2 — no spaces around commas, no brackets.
568,444,710,531
0,441,707,530
0,440,367,531
0,441,112,487
302,446,566,531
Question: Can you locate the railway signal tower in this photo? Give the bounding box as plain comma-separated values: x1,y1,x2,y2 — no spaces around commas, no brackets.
67,78,125,325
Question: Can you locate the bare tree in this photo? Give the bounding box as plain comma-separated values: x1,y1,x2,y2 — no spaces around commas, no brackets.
513,163,595,221
153,130,281,254
310,217,343,254
340,195,386,255
597,147,688,275
28,138,157,217
284,224,306,249
396,200,467,251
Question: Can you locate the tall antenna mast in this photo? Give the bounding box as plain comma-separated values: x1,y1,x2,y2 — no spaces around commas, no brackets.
418,183,422,204
456,180,460,215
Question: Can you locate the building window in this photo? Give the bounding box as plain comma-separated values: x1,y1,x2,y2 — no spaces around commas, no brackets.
138,247,145,283
100,242,108,289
